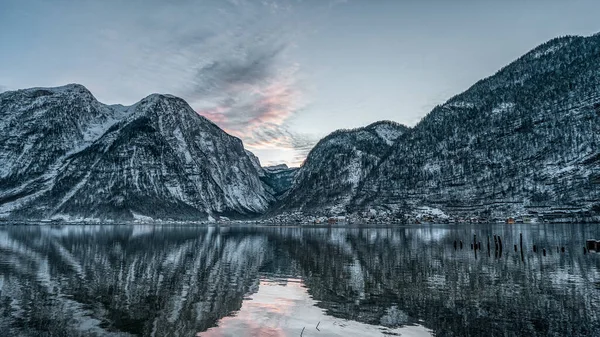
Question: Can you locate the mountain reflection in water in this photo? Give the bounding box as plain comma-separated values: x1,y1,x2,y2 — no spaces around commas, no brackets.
0,224,599,336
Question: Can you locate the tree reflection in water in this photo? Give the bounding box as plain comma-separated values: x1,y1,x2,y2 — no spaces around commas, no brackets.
0,224,599,336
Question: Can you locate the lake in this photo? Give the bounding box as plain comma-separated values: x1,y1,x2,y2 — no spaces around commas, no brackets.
1,223,599,336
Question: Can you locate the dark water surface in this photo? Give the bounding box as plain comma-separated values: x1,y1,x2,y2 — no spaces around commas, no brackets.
1,223,599,336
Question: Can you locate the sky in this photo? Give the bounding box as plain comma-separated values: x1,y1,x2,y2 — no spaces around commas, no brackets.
1,0,599,166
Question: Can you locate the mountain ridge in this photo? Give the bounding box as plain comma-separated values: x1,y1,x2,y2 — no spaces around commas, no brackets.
274,32,600,222
2,32,600,222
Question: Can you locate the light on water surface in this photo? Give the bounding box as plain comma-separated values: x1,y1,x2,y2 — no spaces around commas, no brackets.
200,277,431,337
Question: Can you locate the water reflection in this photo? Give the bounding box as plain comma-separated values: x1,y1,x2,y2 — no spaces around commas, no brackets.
201,276,431,337
0,224,599,336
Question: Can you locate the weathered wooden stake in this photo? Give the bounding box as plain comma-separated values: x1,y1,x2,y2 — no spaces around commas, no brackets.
520,233,524,262
460,240,463,249
474,234,477,250
498,236,503,252
520,233,523,250
478,242,481,250
584,247,587,255
471,243,473,250
561,247,565,253
514,244,517,252
543,248,546,256
454,240,457,250
533,245,537,253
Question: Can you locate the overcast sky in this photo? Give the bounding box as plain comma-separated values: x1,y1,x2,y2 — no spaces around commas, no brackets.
1,0,599,166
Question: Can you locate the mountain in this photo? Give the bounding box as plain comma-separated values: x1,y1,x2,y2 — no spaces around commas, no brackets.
262,164,299,198
0,85,274,221
3,33,600,223
279,34,600,220
275,121,408,214
242,151,298,198
354,34,600,219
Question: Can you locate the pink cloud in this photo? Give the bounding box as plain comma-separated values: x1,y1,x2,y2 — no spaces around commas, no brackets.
195,65,313,166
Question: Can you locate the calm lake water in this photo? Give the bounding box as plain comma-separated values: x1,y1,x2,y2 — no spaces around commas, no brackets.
1,223,600,337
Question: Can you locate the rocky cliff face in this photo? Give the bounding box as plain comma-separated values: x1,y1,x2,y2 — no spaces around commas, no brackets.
262,164,299,198
0,85,274,221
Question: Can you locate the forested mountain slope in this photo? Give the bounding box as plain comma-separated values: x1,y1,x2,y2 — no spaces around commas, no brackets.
352,34,600,218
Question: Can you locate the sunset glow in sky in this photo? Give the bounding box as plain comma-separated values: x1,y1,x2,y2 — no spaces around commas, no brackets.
1,0,600,166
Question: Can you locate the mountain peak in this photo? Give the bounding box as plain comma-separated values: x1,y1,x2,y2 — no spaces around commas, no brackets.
141,93,181,102
365,120,408,130
34,83,93,96
264,164,289,172
0,83,98,104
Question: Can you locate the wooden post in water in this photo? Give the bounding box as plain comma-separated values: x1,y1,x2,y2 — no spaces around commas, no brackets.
498,236,503,252
474,234,477,250
494,235,498,251
454,240,457,250
561,247,565,253
460,240,463,249
478,242,481,250
533,245,537,253
514,244,517,252
520,233,524,262
584,247,588,255
487,236,491,254
543,248,546,256
520,233,523,250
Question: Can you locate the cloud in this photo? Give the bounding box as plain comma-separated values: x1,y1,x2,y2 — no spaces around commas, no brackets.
195,63,317,167
181,2,316,166
44,0,322,165
190,44,287,98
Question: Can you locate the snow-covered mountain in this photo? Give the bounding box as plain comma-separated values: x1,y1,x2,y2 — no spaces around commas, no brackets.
0,85,274,221
279,34,600,219
275,121,408,214
353,34,600,219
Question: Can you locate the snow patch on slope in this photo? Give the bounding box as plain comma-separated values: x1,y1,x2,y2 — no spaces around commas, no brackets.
492,102,515,115
371,124,403,145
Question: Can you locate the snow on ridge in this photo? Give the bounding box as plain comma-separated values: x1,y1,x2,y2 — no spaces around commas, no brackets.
532,43,567,59
445,101,475,109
